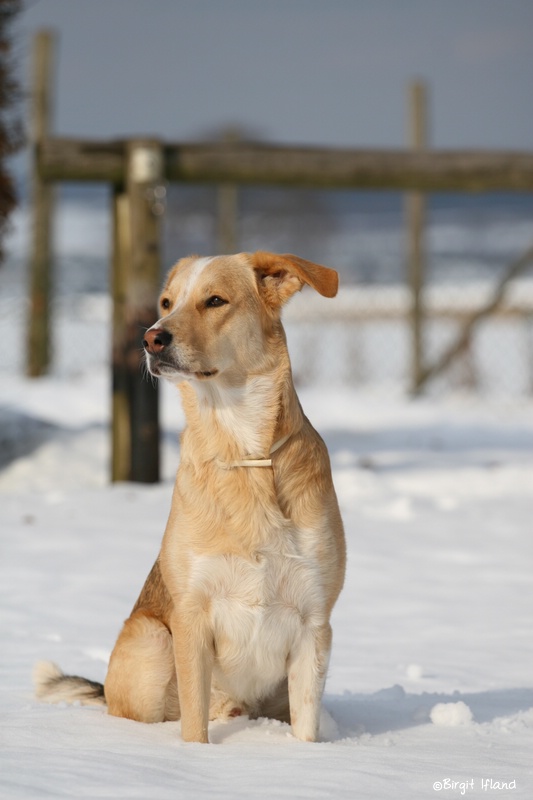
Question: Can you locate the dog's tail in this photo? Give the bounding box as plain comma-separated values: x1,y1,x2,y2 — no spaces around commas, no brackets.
33,661,106,707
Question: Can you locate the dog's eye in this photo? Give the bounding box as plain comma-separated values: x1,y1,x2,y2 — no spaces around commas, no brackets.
205,296,228,308
161,298,171,310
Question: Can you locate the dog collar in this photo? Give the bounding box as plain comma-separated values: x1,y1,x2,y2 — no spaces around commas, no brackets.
217,433,292,469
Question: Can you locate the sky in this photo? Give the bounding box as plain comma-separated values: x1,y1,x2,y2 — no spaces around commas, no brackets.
11,0,533,153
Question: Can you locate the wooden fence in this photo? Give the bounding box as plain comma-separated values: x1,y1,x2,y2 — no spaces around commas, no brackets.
27,32,533,482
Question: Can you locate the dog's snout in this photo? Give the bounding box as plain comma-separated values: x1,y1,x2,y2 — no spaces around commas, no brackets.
143,328,172,354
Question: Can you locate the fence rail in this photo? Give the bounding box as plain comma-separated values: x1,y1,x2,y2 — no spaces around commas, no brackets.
38,137,533,191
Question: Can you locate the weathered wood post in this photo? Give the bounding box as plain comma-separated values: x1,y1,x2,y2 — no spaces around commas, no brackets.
216,128,240,254
27,30,55,377
111,140,164,482
111,184,131,482
406,80,428,393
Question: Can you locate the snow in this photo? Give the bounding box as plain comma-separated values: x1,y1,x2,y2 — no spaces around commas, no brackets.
1,366,532,799
430,702,474,727
1,195,533,797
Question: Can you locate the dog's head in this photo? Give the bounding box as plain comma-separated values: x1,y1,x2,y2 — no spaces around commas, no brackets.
143,251,338,383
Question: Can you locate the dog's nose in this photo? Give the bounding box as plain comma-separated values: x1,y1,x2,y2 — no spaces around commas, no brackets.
143,328,172,354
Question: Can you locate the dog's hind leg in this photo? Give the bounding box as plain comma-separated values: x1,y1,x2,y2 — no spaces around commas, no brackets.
105,610,179,723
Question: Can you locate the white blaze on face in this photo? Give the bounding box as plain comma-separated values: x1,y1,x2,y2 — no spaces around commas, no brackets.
146,256,215,339
173,256,213,313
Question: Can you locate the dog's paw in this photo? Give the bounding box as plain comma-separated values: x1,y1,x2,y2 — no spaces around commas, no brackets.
209,688,250,721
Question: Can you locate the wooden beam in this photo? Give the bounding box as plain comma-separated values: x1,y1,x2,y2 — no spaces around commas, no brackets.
38,137,533,191
38,136,125,183
168,145,533,191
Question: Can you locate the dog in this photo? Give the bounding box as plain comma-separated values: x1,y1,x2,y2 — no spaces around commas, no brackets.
34,251,346,743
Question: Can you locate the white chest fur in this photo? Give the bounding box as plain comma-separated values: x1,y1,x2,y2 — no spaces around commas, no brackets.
188,547,325,705
195,376,279,457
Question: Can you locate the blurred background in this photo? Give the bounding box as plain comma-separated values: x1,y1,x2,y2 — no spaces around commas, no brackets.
1,0,533,397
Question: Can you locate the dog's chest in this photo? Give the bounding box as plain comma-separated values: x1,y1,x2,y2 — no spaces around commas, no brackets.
188,548,323,699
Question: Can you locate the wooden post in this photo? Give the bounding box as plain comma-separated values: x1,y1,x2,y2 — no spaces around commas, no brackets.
27,31,55,377
406,80,428,393
111,184,131,482
111,140,164,482
216,128,240,254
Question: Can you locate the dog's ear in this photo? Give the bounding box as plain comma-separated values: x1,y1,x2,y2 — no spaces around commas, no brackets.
251,251,338,307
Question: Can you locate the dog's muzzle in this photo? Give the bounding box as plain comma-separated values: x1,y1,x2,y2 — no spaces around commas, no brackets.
143,328,217,380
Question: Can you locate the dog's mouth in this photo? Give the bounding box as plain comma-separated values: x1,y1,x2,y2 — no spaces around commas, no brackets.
146,355,218,381
195,369,219,379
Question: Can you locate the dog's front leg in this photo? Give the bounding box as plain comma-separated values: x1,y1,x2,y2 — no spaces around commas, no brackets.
288,622,332,742
171,610,214,743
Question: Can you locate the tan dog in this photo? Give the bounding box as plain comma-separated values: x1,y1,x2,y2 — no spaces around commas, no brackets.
34,251,346,743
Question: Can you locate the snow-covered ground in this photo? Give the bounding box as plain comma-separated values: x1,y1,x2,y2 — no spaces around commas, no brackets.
1,194,532,797
1,366,532,799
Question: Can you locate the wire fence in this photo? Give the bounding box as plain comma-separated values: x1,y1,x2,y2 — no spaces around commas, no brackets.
1,186,533,397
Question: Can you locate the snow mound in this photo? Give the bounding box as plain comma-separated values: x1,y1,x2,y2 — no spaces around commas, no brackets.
430,701,473,727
